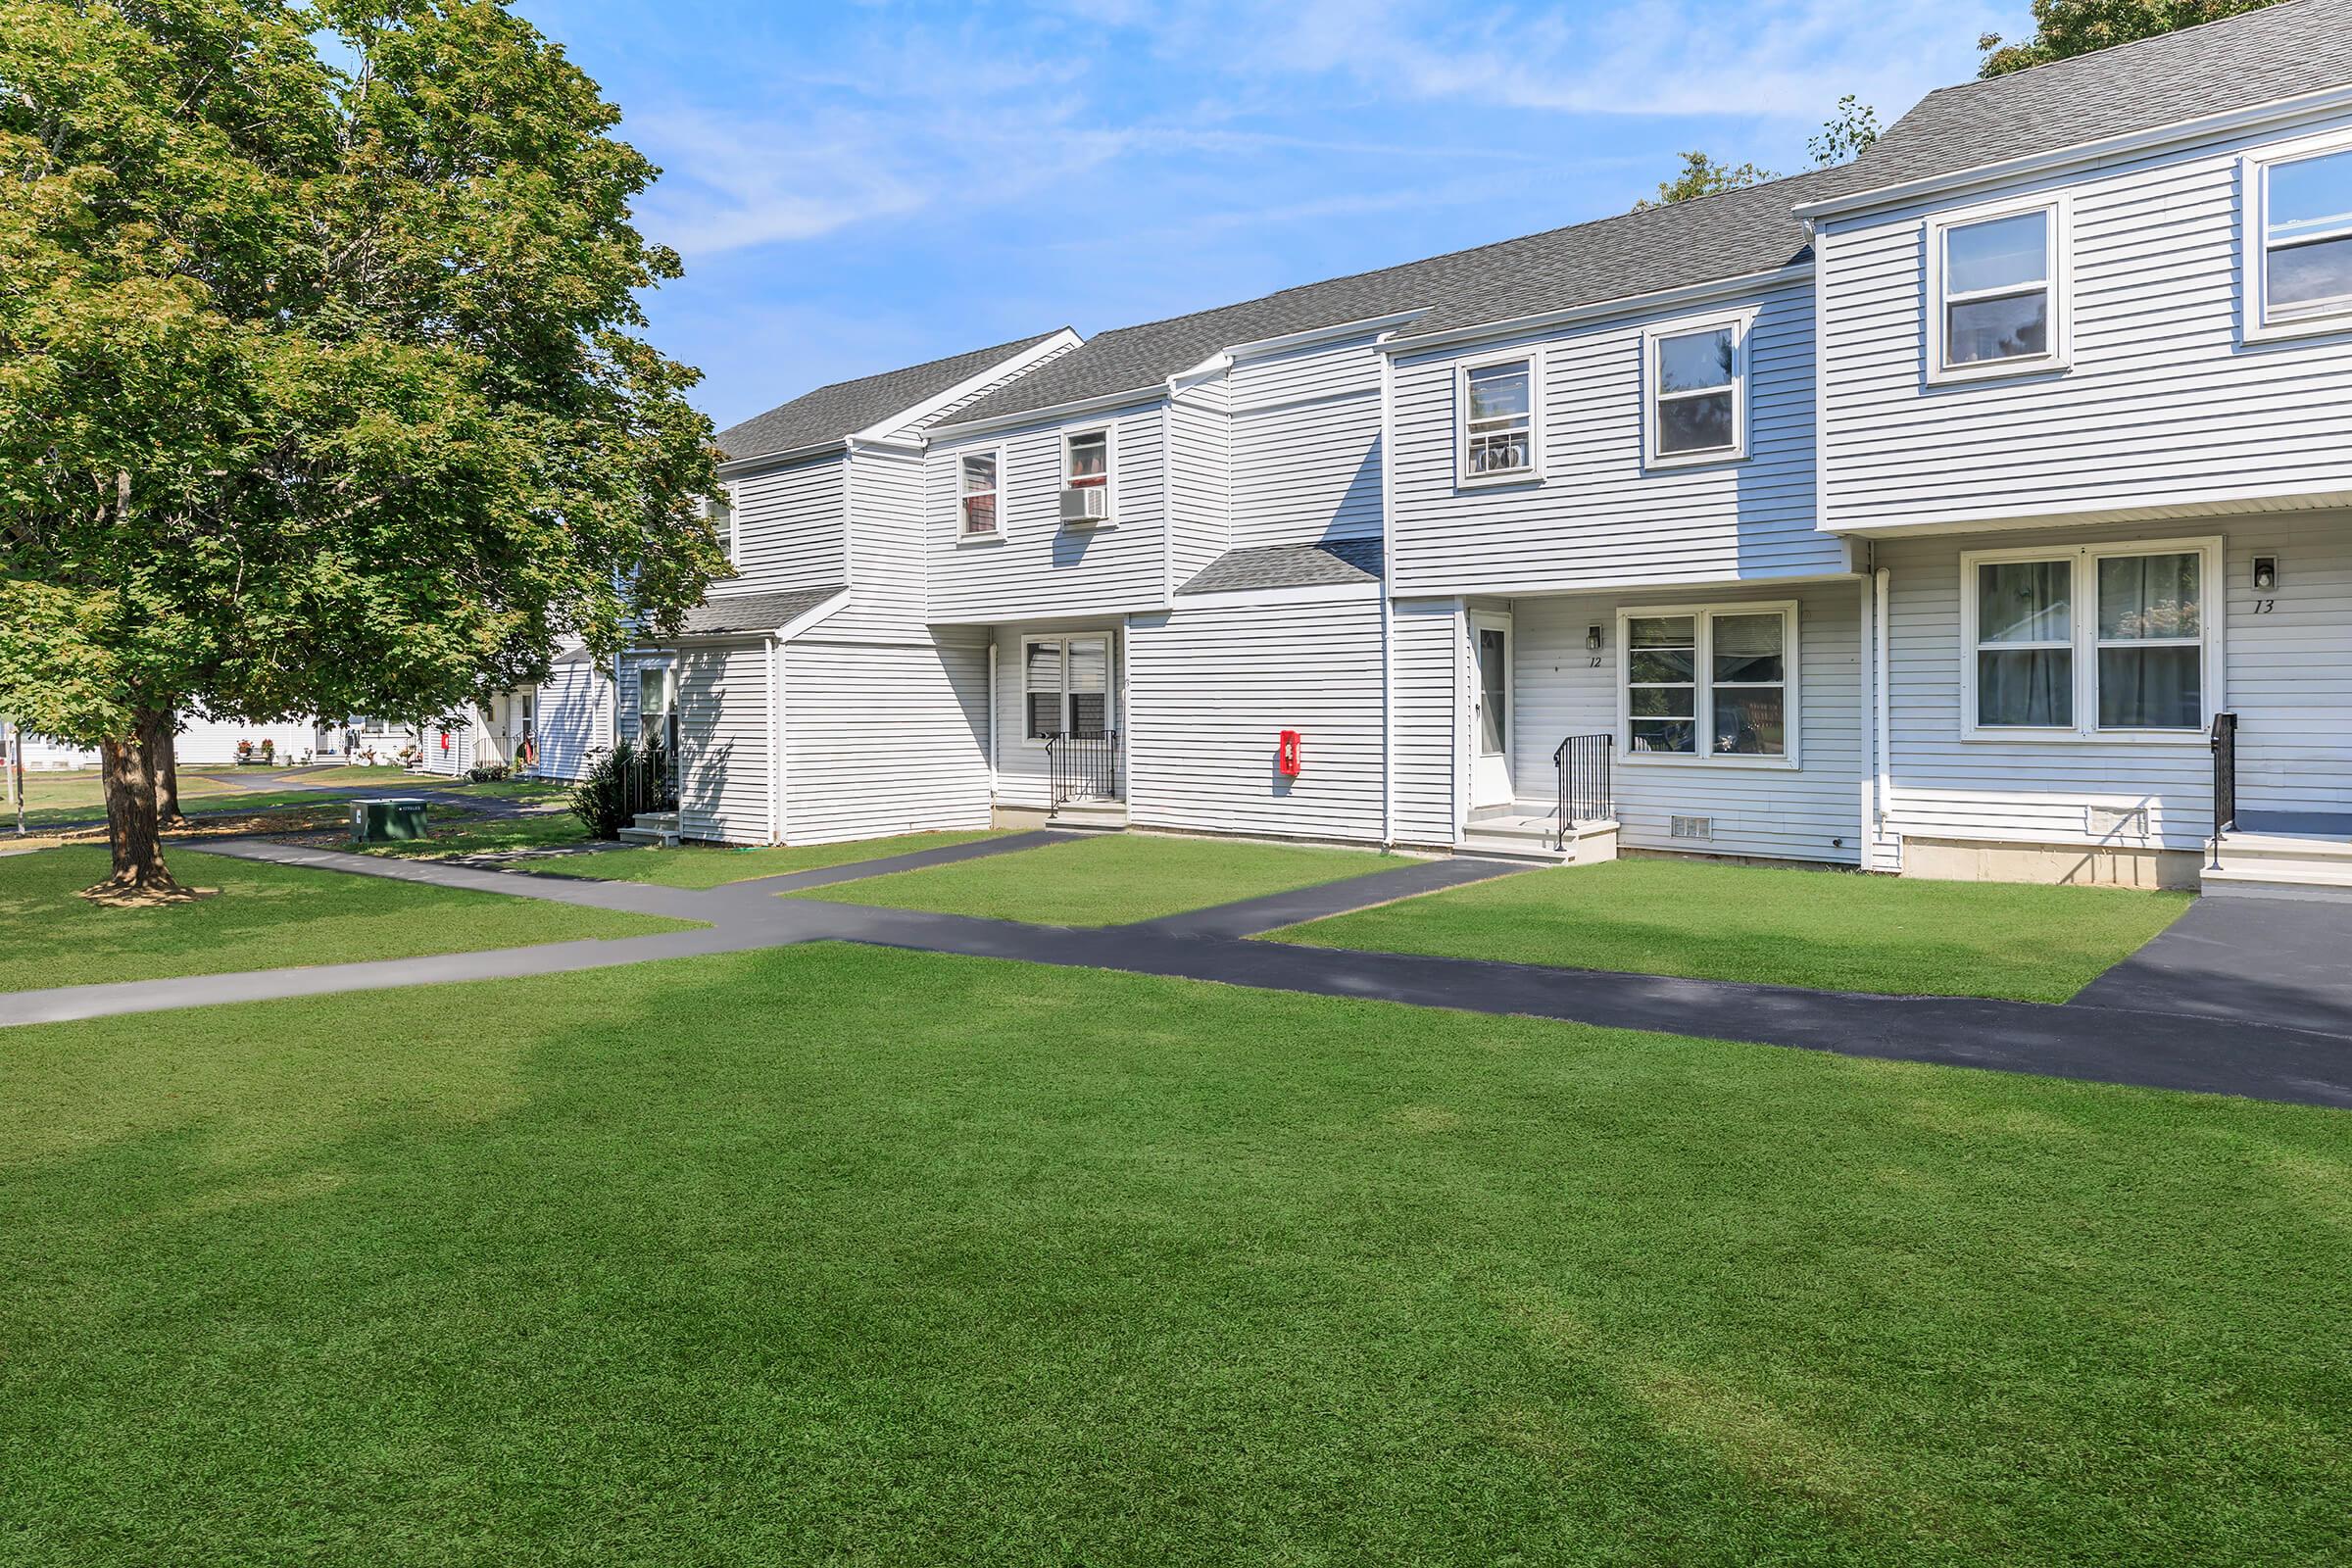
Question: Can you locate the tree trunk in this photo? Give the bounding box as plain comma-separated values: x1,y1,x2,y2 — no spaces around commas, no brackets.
151,710,183,822
84,709,190,902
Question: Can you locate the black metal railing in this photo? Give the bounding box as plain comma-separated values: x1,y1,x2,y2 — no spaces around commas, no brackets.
623,742,679,818
1552,732,1615,850
2210,710,2238,851
1045,729,1121,809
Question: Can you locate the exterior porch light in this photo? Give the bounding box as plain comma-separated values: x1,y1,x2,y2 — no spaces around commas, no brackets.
2252,556,2278,592
1586,625,1604,651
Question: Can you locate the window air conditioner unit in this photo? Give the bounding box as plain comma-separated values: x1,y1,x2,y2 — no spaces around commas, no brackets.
1060,485,1110,524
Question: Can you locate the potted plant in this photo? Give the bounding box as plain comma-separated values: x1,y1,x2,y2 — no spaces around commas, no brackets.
235,738,254,763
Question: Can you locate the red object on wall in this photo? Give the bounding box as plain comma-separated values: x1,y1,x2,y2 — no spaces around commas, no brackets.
440,732,450,752
1277,729,1302,778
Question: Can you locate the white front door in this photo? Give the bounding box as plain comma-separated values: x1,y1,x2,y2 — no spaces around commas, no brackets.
1471,612,1515,808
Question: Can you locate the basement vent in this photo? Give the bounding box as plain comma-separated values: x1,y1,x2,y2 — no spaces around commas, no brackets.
2086,805,2151,839
1669,814,1715,841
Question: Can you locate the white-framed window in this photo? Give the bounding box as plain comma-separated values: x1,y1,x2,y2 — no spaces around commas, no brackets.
1060,427,1115,525
1456,353,1539,484
1643,312,1751,466
958,447,1003,540
707,489,736,564
1926,198,2068,382
2245,135,2352,342
1022,634,1114,740
1961,537,2222,740
635,663,677,752
1618,602,1797,766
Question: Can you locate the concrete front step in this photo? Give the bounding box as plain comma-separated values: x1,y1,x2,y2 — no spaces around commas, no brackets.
2203,862,2352,902
1458,816,1620,865
616,809,681,849
1047,801,1129,831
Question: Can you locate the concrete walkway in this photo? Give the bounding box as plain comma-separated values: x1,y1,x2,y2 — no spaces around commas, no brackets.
8,836,2350,1108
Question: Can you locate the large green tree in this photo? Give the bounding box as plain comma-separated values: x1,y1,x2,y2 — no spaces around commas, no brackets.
0,0,725,899
1978,0,2284,75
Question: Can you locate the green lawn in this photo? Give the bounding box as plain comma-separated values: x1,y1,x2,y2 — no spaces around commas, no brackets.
554,829,1007,889
787,830,1395,924
1277,857,2192,1003
0,846,692,993
1,944,2343,1566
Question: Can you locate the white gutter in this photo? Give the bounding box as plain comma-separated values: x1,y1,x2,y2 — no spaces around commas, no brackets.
1220,308,1433,362
715,438,844,477
1377,330,1398,849
1873,564,1892,866
1791,82,2352,220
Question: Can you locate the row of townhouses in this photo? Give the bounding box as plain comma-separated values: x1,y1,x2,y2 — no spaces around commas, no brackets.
612,1,2352,897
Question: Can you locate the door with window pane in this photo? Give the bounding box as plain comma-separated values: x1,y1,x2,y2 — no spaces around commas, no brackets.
1471,612,1514,808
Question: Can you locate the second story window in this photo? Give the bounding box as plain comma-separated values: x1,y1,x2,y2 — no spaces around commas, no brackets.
959,450,1000,538
2252,143,2352,337
1459,357,1537,482
1060,429,1112,524
1931,203,2063,380
1645,317,1748,466
706,491,736,564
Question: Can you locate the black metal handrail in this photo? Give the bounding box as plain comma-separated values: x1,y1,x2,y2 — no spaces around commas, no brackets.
1552,732,1614,850
624,742,679,817
1045,729,1120,810
2210,710,2238,851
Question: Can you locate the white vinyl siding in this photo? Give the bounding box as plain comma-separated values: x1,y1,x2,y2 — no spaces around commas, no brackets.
1515,584,1864,863
676,641,771,845
1391,277,1838,594
1126,593,1386,844
927,406,1167,622
717,451,846,598
1881,514,2352,858
531,658,611,781
1390,598,1463,846
1817,109,2352,533
782,637,993,845
1165,379,1233,587
833,445,928,640
1229,330,1386,550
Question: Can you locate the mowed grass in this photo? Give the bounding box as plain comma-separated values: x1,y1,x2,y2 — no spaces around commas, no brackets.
554,829,1008,889
357,811,599,860
1,944,2344,1566
0,846,693,993
1278,857,2193,1003
786,830,1394,924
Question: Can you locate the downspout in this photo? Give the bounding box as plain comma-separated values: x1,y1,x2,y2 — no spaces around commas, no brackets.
765,633,781,845
1873,563,1892,867
987,638,1000,804
1377,332,1398,849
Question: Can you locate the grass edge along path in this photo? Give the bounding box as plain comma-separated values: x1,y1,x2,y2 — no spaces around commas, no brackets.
0,845,695,993
783,831,1401,926
1273,857,2192,1004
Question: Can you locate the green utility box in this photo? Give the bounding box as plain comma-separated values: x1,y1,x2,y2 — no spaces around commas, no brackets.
350,798,429,844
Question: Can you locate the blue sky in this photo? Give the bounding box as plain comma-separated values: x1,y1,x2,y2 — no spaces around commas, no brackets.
518,0,2025,431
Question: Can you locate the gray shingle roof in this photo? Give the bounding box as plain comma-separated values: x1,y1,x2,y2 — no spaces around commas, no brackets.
678,585,843,636
1832,0,2352,200
1180,538,1384,596
946,168,1857,428
712,330,1066,463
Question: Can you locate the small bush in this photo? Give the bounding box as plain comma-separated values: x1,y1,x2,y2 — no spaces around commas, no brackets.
466,763,511,784
572,744,641,840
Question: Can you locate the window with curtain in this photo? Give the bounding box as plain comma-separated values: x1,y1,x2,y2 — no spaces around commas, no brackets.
1651,324,1740,460
959,450,999,537
1461,359,1534,478
1627,615,1697,755
1065,431,1109,490
1974,558,2074,728
1939,208,2053,368
1967,544,2211,735
2261,146,2352,325
2095,552,2202,730
1624,608,1794,760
